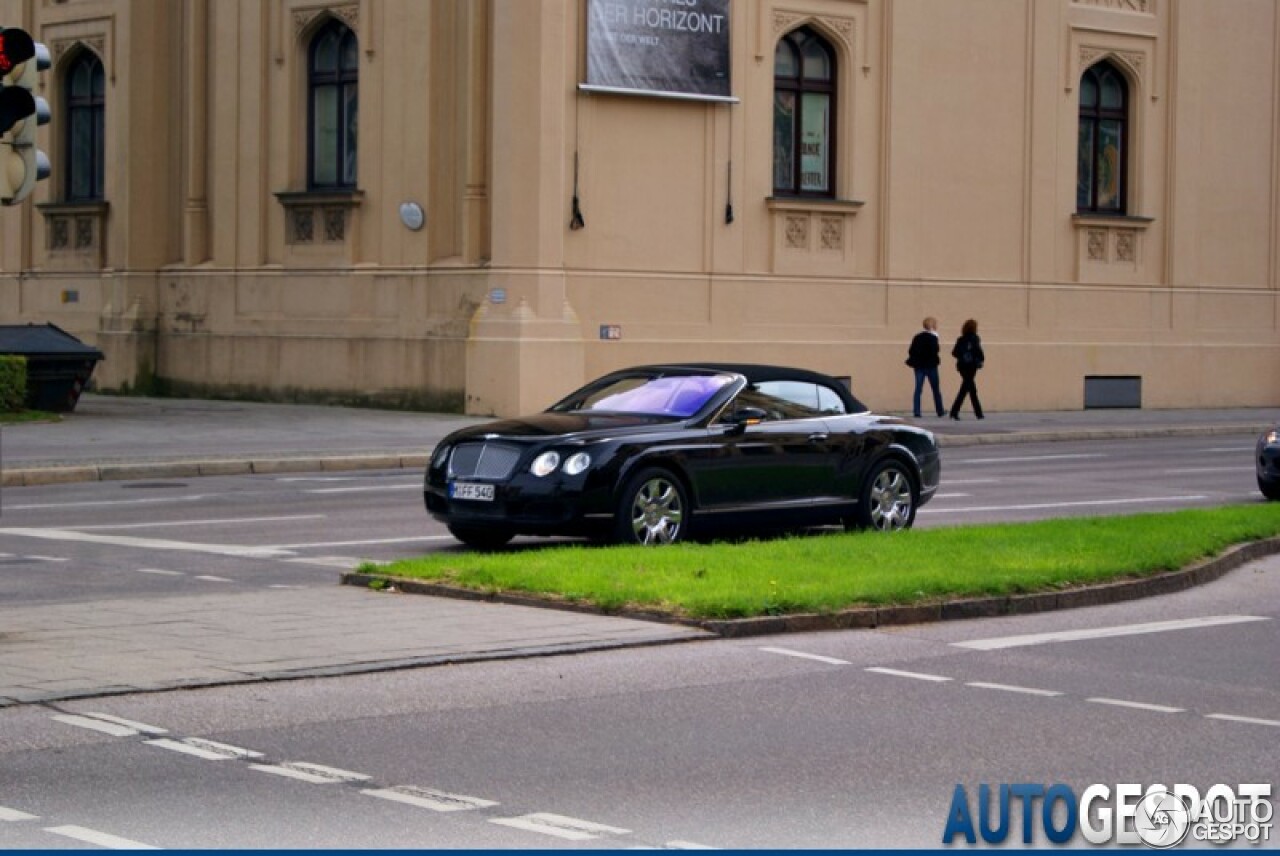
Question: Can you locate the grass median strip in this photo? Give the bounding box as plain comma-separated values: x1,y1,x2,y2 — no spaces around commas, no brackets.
365,504,1280,620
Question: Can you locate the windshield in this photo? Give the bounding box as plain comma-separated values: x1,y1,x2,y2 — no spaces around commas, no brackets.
556,373,734,418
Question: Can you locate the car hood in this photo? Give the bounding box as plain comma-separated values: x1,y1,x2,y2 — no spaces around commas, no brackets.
445,411,678,444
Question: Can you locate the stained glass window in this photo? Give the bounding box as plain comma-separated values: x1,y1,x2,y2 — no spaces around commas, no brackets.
1077,61,1127,214
774,28,835,197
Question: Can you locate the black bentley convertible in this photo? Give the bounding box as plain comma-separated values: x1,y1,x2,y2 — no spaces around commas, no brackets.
424,363,941,549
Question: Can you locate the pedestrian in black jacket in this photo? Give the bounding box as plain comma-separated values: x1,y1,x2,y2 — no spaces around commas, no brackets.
949,318,985,420
905,316,945,418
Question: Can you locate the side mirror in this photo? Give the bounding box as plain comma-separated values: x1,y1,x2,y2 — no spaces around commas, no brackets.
723,406,769,433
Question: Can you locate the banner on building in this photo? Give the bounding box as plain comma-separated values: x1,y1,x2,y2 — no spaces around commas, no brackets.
583,0,733,102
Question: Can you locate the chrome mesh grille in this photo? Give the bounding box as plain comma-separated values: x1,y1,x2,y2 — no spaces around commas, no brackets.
447,443,522,480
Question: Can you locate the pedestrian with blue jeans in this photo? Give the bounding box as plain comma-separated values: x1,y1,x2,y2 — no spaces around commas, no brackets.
905,316,945,419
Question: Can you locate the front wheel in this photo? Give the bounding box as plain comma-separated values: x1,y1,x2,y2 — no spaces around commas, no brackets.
448,524,514,551
614,468,689,545
849,458,917,532
1260,477,1280,501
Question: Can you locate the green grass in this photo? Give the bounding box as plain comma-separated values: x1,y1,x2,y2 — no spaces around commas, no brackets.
0,410,59,425
368,503,1280,619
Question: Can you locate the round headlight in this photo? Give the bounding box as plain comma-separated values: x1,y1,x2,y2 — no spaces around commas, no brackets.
563,452,592,476
530,451,561,477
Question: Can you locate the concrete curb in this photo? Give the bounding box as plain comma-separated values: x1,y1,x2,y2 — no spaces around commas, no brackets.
2,453,431,486
341,536,1280,639
0,421,1265,487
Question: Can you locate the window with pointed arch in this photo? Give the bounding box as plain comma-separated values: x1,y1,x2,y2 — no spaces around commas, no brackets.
64,50,105,202
1077,60,1128,214
773,27,836,198
307,19,358,190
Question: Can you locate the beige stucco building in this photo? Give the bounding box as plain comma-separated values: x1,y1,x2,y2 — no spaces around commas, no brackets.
1,0,1278,416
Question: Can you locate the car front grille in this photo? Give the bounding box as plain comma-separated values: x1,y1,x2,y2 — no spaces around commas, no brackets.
447,443,522,480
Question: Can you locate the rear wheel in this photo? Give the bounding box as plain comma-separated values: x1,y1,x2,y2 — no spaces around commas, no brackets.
849,458,917,532
615,468,689,545
448,524,514,551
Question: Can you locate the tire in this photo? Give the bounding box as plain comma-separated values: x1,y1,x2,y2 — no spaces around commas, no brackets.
448,524,514,551
849,458,917,532
1260,477,1280,502
614,467,689,545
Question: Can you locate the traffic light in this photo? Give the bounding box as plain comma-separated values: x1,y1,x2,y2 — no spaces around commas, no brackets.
0,27,50,205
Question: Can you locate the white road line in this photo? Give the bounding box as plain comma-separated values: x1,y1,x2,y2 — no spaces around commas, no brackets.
952,615,1271,651
1163,467,1254,475
935,493,972,499
759,646,851,666
4,495,208,511
194,575,233,583
956,453,1108,465
306,484,421,494
146,737,264,760
72,514,326,531
864,667,953,682
0,527,295,559
282,556,366,569
1205,714,1280,728
137,568,184,576
1200,447,1252,454
665,842,719,850
1088,698,1185,714
922,495,1209,515
44,825,158,850
966,681,1062,697
25,555,69,563
0,806,38,822
52,714,146,738
489,812,632,841
269,535,455,549
943,478,1000,486
74,713,168,735
250,762,371,784
361,786,499,813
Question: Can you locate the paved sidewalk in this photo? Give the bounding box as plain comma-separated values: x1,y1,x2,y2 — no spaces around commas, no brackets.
0,393,1274,708
0,588,709,707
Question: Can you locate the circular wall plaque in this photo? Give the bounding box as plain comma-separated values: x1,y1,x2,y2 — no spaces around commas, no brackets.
399,202,425,231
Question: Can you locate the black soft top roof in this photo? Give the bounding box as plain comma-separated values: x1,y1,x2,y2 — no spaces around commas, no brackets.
621,362,868,414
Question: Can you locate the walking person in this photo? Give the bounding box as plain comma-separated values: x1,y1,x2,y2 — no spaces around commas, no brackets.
905,317,945,418
948,318,985,420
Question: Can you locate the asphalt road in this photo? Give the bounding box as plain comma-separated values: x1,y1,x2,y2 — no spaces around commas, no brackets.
2,553,1276,848
0,432,1264,608
0,431,1274,848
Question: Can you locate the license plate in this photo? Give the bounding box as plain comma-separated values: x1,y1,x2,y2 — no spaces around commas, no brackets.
450,482,495,502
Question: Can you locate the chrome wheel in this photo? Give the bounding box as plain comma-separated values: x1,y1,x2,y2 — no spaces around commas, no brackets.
853,460,917,532
621,471,686,545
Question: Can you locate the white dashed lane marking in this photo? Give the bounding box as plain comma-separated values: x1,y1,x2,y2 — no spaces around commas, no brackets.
0,806,38,822
864,667,953,682
1205,714,1280,728
250,761,371,784
759,646,851,666
147,737,264,761
489,812,632,841
965,681,1063,697
51,713,166,738
361,786,498,813
44,825,159,850
1087,698,1185,714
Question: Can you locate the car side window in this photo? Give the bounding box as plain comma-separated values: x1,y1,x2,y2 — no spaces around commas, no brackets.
756,380,847,417
723,382,823,422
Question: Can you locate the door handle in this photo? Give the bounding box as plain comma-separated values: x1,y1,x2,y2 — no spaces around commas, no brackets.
807,433,829,443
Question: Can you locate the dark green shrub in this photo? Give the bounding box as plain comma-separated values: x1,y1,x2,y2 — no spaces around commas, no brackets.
0,355,26,412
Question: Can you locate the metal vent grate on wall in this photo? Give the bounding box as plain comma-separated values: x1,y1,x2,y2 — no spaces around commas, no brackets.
1084,376,1142,409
